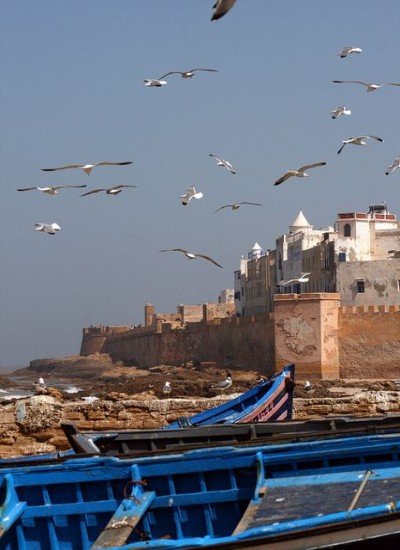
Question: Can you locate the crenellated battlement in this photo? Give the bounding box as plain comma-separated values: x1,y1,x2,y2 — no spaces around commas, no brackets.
340,304,400,315
80,294,400,379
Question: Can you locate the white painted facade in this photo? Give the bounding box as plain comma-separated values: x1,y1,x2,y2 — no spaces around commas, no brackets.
234,205,400,313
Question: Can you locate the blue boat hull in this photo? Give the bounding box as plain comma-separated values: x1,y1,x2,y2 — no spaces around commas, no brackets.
166,364,295,429
1,433,399,549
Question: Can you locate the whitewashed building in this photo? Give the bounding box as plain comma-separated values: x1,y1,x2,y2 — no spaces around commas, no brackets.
234,204,400,314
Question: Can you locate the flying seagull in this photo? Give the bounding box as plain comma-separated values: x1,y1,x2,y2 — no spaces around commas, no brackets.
211,372,233,390
80,185,137,197
211,0,237,21
333,80,400,92
17,185,87,195
143,76,168,87
280,272,311,286
338,46,362,58
274,162,326,186
214,202,262,213
386,157,400,175
337,135,383,155
34,222,61,235
180,186,203,206
41,161,133,176
159,68,218,79
209,154,236,174
331,105,351,119
160,248,223,268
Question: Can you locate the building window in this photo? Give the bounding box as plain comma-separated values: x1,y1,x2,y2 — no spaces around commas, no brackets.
356,281,365,293
234,291,240,300
338,252,346,262
344,224,351,237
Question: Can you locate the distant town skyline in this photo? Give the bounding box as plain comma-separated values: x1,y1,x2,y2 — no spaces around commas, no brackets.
1,0,399,365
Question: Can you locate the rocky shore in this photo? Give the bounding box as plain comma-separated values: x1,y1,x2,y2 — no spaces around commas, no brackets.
1,353,399,458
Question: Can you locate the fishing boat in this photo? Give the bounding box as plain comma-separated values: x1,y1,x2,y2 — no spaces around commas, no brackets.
1,433,400,548
59,413,400,457
166,364,295,429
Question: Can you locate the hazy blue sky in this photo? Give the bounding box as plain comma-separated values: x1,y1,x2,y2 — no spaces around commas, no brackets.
1,0,399,366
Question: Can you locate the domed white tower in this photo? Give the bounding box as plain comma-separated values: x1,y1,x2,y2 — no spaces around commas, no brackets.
289,211,312,233
250,242,262,259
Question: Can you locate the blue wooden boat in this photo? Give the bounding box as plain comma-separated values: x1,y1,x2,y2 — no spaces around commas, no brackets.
1,433,399,548
60,413,400,457
166,364,295,429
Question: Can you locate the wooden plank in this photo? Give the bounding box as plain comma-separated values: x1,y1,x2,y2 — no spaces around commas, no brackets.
91,491,155,549
232,485,268,535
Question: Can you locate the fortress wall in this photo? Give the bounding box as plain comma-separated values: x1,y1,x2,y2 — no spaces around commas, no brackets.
102,331,162,368
205,314,276,374
338,305,400,378
79,300,400,379
159,328,206,365
274,294,341,380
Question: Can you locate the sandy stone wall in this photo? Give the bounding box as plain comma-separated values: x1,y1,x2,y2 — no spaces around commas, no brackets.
339,306,400,378
80,296,400,379
1,388,399,458
274,293,340,379
205,314,275,373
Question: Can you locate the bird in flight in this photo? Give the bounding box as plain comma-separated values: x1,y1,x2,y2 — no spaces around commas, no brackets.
214,202,262,213
211,0,237,21
159,68,218,80
211,372,233,390
331,105,351,119
209,154,236,174
386,157,400,175
337,135,383,155
280,272,311,286
17,185,87,195
333,80,400,92
274,162,326,186
180,186,203,206
160,248,223,268
338,46,363,58
34,222,61,235
143,76,169,88
41,161,133,176
80,185,137,197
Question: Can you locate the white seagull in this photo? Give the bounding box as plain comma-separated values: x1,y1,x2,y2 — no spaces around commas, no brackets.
163,381,171,396
338,46,363,58
17,185,87,195
143,76,169,87
331,105,351,119
41,161,133,176
304,380,313,392
274,162,326,186
211,372,233,390
209,154,236,174
160,248,223,268
337,135,383,155
80,185,137,197
34,222,61,235
386,157,400,175
214,202,262,213
333,80,400,92
280,272,311,286
180,186,203,206
159,68,218,80
211,0,237,21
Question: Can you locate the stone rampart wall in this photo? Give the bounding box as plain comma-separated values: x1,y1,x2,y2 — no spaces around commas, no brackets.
1,389,399,458
338,305,400,378
80,298,400,379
